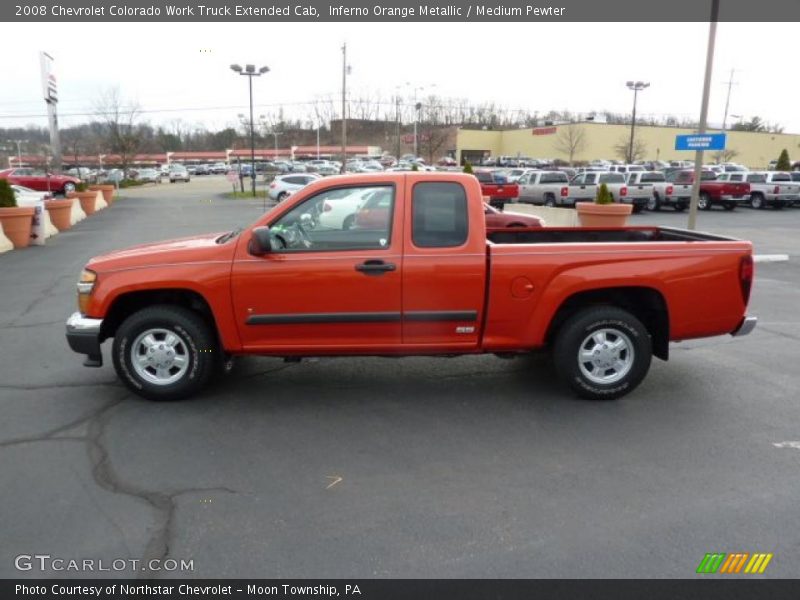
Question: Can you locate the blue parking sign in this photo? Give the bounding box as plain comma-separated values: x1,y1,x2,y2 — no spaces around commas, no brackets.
675,133,727,151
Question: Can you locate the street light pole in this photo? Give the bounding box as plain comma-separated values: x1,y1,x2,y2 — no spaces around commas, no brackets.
688,0,720,231
626,81,649,164
230,63,270,198
341,42,348,171
13,140,23,167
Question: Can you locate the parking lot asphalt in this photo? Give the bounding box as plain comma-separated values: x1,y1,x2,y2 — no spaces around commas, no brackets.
1,176,798,578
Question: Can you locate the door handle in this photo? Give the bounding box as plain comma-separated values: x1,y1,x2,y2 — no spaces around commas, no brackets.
355,260,396,275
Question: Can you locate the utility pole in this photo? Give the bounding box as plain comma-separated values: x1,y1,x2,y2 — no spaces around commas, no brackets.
395,93,401,163
687,0,719,231
341,42,347,171
721,68,738,131
13,140,23,167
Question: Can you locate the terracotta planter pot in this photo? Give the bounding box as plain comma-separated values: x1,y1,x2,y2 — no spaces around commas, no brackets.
576,202,633,227
89,184,115,204
46,198,74,231
68,191,99,215
0,206,35,248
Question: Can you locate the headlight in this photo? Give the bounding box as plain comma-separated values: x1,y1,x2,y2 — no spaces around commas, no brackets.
77,269,97,313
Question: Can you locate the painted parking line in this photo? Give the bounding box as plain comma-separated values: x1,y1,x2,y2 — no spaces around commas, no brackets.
754,254,790,263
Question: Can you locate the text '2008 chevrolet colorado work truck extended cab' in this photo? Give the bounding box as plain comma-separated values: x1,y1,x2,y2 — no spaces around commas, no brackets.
66,173,756,402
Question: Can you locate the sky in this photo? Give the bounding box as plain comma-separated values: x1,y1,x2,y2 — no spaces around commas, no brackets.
0,21,796,135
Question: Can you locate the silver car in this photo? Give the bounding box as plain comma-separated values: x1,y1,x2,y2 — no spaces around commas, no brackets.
267,173,320,202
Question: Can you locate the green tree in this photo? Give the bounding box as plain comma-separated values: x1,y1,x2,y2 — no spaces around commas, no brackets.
0,179,17,207
595,182,613,205
776,149,791,171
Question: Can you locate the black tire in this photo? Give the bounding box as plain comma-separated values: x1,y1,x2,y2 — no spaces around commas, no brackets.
647,194,661,211
277,191,289,202
544,194,556,207
632,204,643,214
112,305,216,401
698,192,712,211
751,193,764,209
723,201,736,211
552,306,652,401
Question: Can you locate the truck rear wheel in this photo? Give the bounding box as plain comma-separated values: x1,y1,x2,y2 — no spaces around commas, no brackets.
698,193,711,210
750,193,764,209
112,305,216,401
552,306,652,400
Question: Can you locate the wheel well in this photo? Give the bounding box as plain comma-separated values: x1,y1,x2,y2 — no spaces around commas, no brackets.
99,289,217,343
546,287,670,360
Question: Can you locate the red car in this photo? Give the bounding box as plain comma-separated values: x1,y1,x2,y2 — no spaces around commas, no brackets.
484,203,543,228
354,189,542,230
0,168,80,195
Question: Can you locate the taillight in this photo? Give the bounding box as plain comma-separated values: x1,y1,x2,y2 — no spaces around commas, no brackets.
620,186,628,197
774,185,780,194
739,255,754,305
560,186,568,197
269,183,277,189
323,201,332,212
666,185,673,195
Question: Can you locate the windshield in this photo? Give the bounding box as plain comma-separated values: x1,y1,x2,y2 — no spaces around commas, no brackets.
640,173,665,182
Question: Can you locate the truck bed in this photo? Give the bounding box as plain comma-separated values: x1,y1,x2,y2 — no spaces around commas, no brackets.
486,226,737,245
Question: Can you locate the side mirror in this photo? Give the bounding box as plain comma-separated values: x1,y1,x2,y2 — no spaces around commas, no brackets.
248,226,272,256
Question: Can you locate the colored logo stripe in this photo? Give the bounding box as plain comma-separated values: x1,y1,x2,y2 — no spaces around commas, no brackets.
697,553,773,574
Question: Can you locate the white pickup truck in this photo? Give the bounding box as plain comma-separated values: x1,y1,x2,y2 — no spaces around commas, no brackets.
718,171,800,209
627,171,691,212
516,170,571,206
566,171,650,212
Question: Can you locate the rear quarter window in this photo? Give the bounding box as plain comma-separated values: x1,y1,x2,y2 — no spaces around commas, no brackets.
540,173,568,184
412,182,469,248
598,173,625,184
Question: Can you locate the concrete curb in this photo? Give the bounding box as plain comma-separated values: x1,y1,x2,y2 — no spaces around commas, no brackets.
0,221,12,253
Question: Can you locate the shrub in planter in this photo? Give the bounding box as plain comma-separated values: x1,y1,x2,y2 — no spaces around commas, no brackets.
576,182,632,227
776,149,791,172
463,161,474,174
45,198,75,231
0,180,35,248
88,183,116,204
75,181,89,192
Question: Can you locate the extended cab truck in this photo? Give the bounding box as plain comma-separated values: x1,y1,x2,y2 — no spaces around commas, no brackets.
566,171,650,212
516,170,571,206
671,169,750,211
717,171,799,209
65,173,757,402
474,170,519,209
626,171,690,212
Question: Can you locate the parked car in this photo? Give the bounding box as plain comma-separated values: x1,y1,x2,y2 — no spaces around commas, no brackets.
169,166,191,183
135,168,161,184
629,171,690,212
671,169,750,210
717,171,800,209
516,170,570,206
437,156,457,167
65,172,757,402
484,203,544,228
209,162,228,174
101,169,124,184
267,173,320,202
0,168,80,195
607,164,646,175
11,184,52,202
565,171,650,212
194,164,211,176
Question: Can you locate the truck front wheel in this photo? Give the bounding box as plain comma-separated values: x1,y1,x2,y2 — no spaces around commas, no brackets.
553,307,652,400
112,305,217,401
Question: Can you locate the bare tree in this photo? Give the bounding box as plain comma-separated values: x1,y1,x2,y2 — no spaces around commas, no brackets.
614,135,647,163
94,88,144,176
553,123,587,165
419,127,452,164
713,148,739,163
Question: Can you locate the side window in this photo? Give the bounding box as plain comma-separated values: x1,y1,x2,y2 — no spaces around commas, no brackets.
584,174,597,184
269,185,394,253
412,182,468,248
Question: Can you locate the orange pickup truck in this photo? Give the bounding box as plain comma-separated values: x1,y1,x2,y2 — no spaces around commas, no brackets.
66,172,756,402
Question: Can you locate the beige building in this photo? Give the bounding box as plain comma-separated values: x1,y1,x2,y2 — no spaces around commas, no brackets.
456,122,800,169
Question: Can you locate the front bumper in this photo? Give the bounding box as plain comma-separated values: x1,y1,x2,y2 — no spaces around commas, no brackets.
66,312,104,367
731,315,757,337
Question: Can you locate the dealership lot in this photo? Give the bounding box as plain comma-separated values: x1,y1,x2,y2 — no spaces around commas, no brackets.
1,176,798,578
